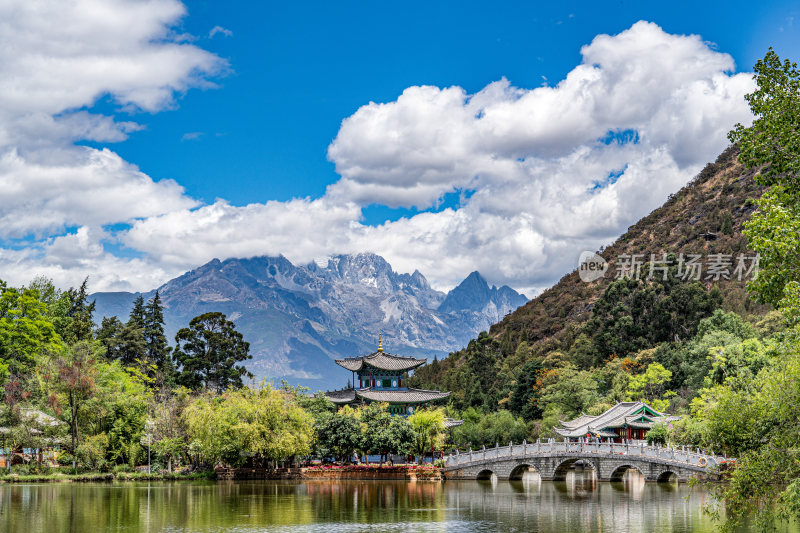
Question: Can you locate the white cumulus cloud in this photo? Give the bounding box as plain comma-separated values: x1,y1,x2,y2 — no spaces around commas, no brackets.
0,0,223,238
0,19,755,297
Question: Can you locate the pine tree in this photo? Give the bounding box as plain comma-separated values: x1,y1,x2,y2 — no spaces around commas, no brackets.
128,295,146,329
96,314,147,367
173,312,252,393
67,278,95,343
144,292,170,368
96,316,124,359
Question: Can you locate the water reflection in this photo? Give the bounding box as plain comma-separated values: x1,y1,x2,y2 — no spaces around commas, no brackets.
0,475,783,533
509,470,541,494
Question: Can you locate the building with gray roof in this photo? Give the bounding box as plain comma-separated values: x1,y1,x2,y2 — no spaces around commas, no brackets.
554,401,680,442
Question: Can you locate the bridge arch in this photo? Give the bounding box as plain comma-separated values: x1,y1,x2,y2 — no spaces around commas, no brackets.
476,469,495,481
609,464,645,482
553,458,596,482
508,463,538,481
657,470,678,483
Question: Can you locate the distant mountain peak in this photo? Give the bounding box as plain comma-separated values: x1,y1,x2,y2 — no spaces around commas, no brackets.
437,270,527,320
92,254,527,391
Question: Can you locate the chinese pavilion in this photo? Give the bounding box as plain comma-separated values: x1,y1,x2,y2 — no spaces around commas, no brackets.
554,401,680,442
325,336,450,416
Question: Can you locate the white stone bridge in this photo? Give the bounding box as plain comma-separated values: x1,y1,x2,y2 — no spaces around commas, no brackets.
443,440,729,482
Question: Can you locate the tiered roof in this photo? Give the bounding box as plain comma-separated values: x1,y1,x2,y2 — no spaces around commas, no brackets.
326,387,450,405
335,351,427,372
554,401,680,438
326,336,451,410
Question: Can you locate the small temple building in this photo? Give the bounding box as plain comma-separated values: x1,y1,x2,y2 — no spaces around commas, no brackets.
325,336,451,416
554,401,680,442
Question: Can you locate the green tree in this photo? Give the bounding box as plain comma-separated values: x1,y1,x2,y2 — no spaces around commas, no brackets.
356,403,414,464
536,365,600,421
706,337,776,389
43,341,101,469
626,362,674,412
96,316,147,368
584,270,721,363
65,278,96,343
96,316,124,359
144,291,172,380
183,384,313,468
128,295,146,330
2,375,30,470
149,387,191,472
462,332,500,410
173,312,253,393
645,422,668,445
729,49,800,313
707,49,800,529
408,408,446,463
508,359,543,420
655,310,758,392
75,433,108,471
26,276,72,340
0,281,64,377
385,415,414,460
626,363,672,403
88,360,151,467
315,406,362,463
357,402,391,462
451,409,528,449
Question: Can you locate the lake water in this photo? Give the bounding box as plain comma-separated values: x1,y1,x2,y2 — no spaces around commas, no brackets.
0,471,763,532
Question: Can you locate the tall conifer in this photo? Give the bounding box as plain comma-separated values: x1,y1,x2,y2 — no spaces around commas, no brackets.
145,292,174,390
67,278,95,342
128,295,146,329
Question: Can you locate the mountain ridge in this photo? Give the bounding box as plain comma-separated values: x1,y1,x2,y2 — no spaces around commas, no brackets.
92,253,527,390
411,145,772,405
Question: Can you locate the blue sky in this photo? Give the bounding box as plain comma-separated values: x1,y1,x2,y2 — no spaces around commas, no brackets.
0,0,798,294
114,0,798,214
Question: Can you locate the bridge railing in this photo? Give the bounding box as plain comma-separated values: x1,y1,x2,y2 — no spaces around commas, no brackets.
443,439,729,470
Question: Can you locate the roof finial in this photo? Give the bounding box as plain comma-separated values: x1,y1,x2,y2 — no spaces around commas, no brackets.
378,333,383,353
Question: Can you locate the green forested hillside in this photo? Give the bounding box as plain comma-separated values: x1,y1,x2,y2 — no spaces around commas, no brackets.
412,145,772,420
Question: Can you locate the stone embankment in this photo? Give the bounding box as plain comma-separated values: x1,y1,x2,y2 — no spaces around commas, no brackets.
215,465,442,481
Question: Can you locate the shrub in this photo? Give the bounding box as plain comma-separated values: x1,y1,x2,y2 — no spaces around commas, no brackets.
646,422,668,445
76,433,109,471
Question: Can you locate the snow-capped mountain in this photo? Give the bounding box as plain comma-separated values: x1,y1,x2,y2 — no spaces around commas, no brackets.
92,253,527,391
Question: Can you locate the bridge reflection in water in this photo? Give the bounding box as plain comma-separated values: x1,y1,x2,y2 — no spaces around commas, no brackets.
448,469,720,532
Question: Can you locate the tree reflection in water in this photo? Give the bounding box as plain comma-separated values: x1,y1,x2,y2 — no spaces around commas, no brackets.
0,476,782,532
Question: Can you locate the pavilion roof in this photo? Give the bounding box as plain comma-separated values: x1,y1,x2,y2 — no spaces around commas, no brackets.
444,418,463,428
559,413,595,429
355,387,449,404
335,351,427,372
326,388,357,404
553,402,678,438
0,408,63,435
324,387,450,405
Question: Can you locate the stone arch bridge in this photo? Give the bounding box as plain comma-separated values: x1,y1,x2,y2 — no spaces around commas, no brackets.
443,440,728,482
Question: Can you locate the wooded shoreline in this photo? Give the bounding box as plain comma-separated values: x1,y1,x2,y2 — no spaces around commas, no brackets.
0,465,443,483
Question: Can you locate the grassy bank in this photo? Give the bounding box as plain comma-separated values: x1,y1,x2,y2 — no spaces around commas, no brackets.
0,471,216,483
